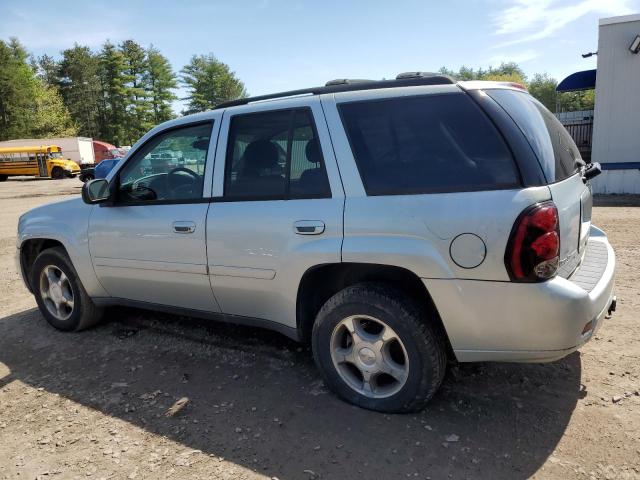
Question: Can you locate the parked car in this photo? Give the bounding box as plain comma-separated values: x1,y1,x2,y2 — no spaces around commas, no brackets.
94,158,121,179
16,74,616,413
78,166,95,183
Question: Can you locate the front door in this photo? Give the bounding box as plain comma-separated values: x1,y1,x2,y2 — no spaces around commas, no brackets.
89,120,221,312
206,99,344,328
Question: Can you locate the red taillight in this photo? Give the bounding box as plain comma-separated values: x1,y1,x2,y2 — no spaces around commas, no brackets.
506,201,560,282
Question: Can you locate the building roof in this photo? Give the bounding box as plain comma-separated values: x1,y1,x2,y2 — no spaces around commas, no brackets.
600,14,640,26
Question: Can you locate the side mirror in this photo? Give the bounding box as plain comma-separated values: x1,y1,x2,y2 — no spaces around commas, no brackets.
82,178,111,204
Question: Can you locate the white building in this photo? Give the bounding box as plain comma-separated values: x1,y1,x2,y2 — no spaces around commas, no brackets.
591,14,640,194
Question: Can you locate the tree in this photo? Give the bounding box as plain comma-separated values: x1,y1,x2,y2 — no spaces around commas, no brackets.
180,54,246,114
31,83,77,137
0,38,35,139
528,73,558,112
120,40,153,144
58,44,103,138
0,38,75,140
99,41,128,145
557,90,595,112
145,46,177,124
33,54,60,87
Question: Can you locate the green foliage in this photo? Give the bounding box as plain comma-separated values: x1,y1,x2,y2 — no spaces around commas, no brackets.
557,90,595,112
1,37,181,145
0,38,76,141
145,46,177,124
439,63,597,113
58,44,103,138
99,42,129,146
120,40,153,144
31,83,77,137
528,73,557,111
180,54,247,114
440,62,527,83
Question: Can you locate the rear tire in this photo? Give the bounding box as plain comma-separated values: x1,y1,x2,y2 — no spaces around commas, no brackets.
312,282,447,413
31,247,103,331
51,167,64,180
0,174,8,182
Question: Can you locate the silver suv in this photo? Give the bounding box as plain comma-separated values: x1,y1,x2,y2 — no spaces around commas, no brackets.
17,74,616,413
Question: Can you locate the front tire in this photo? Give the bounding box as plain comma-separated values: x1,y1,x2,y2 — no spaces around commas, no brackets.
312,283,447,413
31,247,103,331
0,174,7,182
51,167,64,180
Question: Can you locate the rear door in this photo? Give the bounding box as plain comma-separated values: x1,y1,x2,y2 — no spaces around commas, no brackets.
206,97,344,329
486,89,591,273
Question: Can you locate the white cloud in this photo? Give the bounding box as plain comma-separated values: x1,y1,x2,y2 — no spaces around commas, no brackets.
492,0,636,47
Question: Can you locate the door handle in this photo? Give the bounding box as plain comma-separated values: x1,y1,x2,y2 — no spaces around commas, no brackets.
293,220,325,235
172,221,196,234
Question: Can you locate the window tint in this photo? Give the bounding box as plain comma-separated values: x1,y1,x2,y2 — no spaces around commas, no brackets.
487,89,582,182
339,94,519,196
224,108,331,199
118,123,212,203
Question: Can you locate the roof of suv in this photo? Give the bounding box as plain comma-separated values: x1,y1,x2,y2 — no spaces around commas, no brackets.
214,73,457,109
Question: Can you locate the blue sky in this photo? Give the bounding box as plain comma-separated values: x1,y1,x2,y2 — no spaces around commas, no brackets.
1,0,638,112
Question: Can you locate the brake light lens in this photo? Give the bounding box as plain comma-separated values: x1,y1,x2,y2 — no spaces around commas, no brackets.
506,201,560,282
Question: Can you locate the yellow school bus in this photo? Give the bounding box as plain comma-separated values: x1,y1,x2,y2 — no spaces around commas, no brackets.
0,145,81,181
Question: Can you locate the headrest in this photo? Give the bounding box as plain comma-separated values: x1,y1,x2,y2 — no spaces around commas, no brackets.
305,140,322,165
242,140,279,174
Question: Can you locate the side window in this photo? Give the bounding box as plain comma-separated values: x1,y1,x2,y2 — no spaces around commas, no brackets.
487,89,582,182
117,122,212,203
339,94,520,195
224,108,331,199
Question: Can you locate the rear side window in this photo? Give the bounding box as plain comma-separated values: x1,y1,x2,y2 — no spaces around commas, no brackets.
224,108,331,199
487,89,582,182
338,94,519,196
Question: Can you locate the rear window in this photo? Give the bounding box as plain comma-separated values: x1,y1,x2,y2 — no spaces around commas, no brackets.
486,89,582,183
338,94,519,195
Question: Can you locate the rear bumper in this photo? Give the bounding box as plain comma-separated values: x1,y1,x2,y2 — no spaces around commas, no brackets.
426,225,616,362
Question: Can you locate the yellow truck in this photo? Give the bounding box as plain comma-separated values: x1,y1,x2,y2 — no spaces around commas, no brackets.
0,145,80,180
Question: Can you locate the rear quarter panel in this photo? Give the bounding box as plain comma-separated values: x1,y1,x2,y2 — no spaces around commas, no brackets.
342,187,551,280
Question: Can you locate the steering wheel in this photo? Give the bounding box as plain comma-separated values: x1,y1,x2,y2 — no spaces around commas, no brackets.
167,167,200,197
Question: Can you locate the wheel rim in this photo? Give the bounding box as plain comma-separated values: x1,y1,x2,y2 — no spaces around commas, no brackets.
39,265,74,321
330,315,409,399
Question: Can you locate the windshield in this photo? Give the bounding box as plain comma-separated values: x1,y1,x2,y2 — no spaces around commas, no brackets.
49,151,63,159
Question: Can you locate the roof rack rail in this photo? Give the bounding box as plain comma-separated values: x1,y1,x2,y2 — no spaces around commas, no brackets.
396,71,443,80
214,75,456,109
325,79,375,86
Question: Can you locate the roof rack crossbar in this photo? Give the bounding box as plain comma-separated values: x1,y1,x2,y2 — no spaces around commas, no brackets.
214,75,455,109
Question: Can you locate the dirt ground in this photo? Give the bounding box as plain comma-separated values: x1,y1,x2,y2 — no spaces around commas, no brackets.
0,177,638,480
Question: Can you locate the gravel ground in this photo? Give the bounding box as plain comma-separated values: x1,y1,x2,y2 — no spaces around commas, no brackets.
0,178,638,480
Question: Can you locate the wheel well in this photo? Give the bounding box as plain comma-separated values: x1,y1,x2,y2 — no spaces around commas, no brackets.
20,239,65,291
296,263,452,352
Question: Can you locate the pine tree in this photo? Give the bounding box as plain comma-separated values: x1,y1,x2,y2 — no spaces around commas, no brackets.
58,44,102,137
120,40,153,144
145,46,177,124
33,54,60,87
99,41,128,145
180,54,246,114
